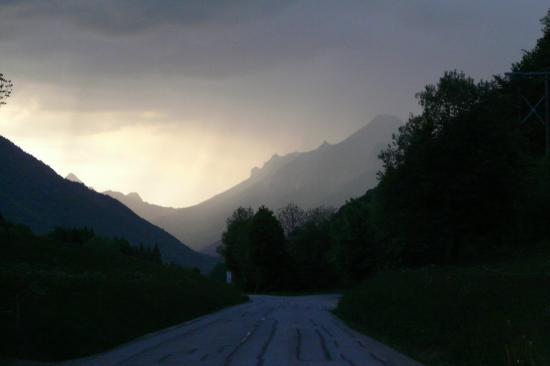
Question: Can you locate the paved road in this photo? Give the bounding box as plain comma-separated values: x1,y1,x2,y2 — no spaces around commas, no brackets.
61,295,423,366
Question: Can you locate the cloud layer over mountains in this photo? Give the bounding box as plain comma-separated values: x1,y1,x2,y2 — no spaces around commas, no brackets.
1,1,547,206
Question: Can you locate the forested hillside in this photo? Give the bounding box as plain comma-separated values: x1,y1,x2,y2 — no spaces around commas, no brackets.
0,136,214,272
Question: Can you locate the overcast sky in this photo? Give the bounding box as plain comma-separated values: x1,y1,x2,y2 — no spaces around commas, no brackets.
0,1,548,207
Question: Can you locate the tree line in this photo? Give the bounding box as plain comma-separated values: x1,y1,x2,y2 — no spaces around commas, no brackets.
0,214,245,361
219,10,550,292
218,204,335,291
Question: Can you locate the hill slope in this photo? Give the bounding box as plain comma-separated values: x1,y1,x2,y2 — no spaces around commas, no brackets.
0,135,214,271
103,190,177,223
112,115,400,252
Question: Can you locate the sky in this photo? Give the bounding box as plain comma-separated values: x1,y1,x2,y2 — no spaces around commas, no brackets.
0,1,548,207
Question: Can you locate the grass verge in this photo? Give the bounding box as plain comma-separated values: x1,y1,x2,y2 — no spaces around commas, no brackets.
334,252,550,366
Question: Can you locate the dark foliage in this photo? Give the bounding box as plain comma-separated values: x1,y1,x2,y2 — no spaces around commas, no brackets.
248,206,289,291
375,72,526,266
48,227,96,245
0,72,12,107
372,12,550,267
0,219,246,362
335,252,550,366
333,11,550,366
287,207,336,289
219,205,341,292
118,239,162,264
218,207,256,289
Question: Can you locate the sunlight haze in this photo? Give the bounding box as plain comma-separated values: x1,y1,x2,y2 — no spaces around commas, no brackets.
0,0,547,206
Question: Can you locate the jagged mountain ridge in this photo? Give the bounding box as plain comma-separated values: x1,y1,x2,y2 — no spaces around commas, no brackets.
105,115,401,252
0,136,215,272
103,190,178,223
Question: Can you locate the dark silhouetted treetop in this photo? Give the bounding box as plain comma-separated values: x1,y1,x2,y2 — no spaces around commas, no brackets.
277,202,306,237
513,9,550,72
379,71,495,174
0,73,13,107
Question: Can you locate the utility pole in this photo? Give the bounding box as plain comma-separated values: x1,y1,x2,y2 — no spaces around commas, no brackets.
546,74,549,156
506,71,550,156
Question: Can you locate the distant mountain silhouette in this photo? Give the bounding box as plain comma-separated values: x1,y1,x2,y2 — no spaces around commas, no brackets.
103,190,177,223
106,115,401,253
0,136,215,271
65,172,84,184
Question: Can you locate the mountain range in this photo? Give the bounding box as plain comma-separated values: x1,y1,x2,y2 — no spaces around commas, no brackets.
0,136,215,272
103,115,402,254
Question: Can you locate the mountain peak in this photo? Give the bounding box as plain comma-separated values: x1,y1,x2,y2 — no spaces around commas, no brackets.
368,114,403,126
344,115,402,144
126,192,143,202
66,173,83,184
363,114,402,131
0,136,213,270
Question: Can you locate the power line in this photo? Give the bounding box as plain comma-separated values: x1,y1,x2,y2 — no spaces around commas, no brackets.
505,71,550,156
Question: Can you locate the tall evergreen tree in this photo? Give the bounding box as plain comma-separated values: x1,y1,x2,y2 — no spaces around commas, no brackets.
219,207,255,289
249,206,288,291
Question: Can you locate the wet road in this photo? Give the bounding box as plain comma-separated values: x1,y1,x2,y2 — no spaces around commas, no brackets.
61,295,423,366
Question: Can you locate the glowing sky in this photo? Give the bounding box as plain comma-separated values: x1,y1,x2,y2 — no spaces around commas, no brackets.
0,1,548,207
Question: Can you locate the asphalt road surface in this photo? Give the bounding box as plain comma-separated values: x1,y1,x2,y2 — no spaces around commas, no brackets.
61,294,424,366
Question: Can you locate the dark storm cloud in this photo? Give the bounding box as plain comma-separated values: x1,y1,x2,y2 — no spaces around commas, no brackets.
0,0,343,81
0,0,291,35
2,0,545,83
0,0,548,140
